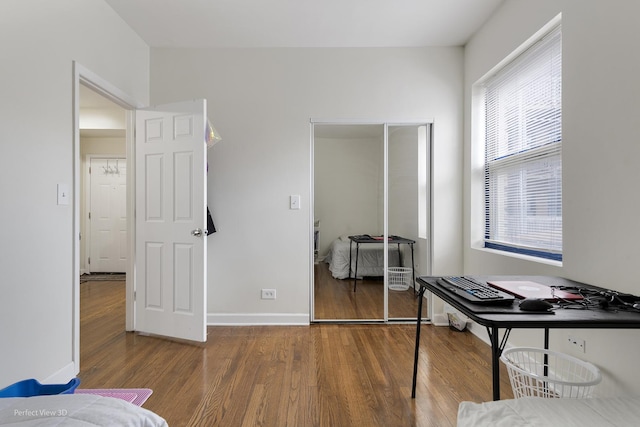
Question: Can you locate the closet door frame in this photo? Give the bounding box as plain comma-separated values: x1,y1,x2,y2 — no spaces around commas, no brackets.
310,119,434,323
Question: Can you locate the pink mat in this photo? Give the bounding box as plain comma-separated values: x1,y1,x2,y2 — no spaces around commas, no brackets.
75,388,153,406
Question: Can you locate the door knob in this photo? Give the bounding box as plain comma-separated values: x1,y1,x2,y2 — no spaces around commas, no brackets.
191,228,204,237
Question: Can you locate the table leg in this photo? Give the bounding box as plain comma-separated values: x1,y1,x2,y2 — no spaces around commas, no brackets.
411,285,427,398
348,240,353,280
353,243,360,292
544,328,549,349
490,326,501,400
410,243,416,296
544,328,549,380
486,326,511,401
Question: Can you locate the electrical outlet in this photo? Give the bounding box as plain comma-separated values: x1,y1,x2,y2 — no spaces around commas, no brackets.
568,335,586,353
261,289,276,299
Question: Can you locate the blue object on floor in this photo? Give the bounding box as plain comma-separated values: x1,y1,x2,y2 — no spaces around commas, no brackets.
0,378,80,397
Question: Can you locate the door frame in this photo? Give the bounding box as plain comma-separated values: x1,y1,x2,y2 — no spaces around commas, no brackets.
72,62,143,370
309,118,435,323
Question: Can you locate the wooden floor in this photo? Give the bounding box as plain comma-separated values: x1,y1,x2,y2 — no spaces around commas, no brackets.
314,262,428,320
79,280,513,427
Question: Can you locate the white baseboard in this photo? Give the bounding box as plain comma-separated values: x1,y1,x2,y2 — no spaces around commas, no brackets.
43,362,77,384
431,313,450,327
208,313,310,326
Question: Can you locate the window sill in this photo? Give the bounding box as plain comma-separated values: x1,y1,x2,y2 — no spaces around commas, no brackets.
472,245,563,268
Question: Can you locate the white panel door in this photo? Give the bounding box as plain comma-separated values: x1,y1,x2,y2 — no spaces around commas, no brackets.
135,99,207,342
89,157,127,273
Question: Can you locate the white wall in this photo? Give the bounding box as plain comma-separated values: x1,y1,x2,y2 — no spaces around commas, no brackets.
388,126,422,270
315,127,424,268
388,126,420,241
464,0,640,395
314,135,383,258
0,0,149,387
151,47,464,324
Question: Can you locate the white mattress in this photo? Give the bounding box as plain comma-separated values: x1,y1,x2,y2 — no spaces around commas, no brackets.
325,237,400,280
0,394,167,426
457,396,640,427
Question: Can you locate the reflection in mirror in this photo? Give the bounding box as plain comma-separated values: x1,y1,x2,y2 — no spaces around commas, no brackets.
387,125,430,320
312,122,431,323
313,124,384,320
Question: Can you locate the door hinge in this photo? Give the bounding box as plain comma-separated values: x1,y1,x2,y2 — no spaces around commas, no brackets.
88,257,90,265
89,166,91,174
88,212,91,220
134,291,136,301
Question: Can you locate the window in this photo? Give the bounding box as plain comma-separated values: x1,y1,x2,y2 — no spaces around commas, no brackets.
482,24,562,261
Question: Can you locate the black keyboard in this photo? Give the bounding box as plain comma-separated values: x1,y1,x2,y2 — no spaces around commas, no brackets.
439,276,515,305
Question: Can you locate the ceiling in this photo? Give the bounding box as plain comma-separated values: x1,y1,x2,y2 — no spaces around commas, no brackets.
79,84,119,109
79,84,126,138
84,0,504,137
104,0,504,48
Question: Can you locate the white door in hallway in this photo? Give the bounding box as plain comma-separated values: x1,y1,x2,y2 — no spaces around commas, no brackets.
135,99,208,343
89,157,127,273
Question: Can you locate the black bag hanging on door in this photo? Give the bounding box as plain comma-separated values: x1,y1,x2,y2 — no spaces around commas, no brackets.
206,207,216,235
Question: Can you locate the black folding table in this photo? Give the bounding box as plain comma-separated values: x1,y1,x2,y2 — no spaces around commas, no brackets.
412,275,640,401
348,235,415,292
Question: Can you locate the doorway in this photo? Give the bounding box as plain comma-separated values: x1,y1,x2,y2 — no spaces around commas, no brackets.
73,63,140,370
73,63,211,356
311,121,432,323
79,84,128,275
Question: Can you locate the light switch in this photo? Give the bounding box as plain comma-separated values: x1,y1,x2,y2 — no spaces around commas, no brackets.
290,195,301,210
57,183,70,205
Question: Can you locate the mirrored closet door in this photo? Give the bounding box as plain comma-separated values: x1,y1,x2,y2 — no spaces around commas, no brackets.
387,124,430,320
313,124,385,321
312,121,431,322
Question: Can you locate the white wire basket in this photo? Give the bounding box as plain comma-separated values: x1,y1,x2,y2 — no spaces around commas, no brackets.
501,347,602,399
387,267,412,291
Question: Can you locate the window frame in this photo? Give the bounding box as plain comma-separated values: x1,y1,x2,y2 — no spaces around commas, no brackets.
477,18,563,262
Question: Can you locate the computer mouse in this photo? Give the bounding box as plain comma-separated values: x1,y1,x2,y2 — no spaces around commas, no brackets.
519,298,554,312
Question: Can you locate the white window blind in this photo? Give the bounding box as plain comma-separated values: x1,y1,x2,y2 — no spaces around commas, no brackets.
484,25,562,261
